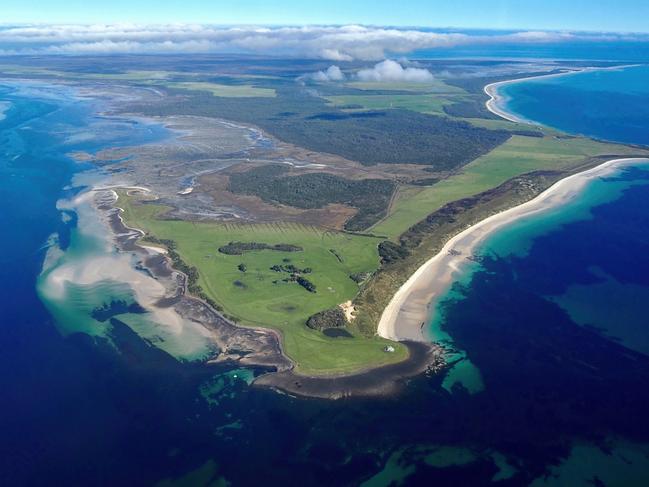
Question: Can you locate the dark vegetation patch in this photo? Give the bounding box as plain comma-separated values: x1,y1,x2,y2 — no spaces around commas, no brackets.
410,177,441,186
131,88,509,169
270,262,317,293
322,328,353,338
512,129,544,138
349,272,371,284
228,164,395,231
306,111,387,120
381,170,561,266
270,264,312,274
378,240,410,264
91,300,146,322
442,99,544,137
296,276,317,293
218,241,303,255
329,249,344,263
237,263,247,272
443,99,500,119
306,307,347,331
266,109,510,167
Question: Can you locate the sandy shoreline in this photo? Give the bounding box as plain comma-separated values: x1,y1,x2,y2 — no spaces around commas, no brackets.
484,64,641,124
484,69,581,123
377,157,649,342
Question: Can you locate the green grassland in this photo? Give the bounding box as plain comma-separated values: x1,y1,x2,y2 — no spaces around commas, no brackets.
326,77,469,116
371,135,646,238
325,93,466,116
463,117,545,132
118,194,407,374
345,79,465,93
165,81,276,98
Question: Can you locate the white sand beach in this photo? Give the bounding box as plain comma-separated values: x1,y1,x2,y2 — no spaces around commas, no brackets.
484,70,581,123
377,158,649,342
484,65,640,123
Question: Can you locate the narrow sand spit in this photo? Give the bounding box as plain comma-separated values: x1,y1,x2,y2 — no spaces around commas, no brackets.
484,64,641,123
377,158,649,342
484,70,582,123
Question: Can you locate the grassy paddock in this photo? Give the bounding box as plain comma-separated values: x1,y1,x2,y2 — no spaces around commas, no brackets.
371,135,646,238
344,80,465,93
325,93,466,116
118,194,407,374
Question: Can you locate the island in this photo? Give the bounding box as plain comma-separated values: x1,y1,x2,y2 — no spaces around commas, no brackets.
8,56,648,398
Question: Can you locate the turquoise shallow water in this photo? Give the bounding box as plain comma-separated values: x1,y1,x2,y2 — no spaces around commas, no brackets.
434,62,649,395
422,62,649,486
36,189,216,361
429,160,649,393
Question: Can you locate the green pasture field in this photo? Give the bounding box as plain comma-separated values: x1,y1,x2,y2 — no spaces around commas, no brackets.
118,194,407,374
371,135,647,238
344,79,465,93
325,93,466,115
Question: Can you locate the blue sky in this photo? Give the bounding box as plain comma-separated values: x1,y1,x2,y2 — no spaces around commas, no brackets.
3,0,649,33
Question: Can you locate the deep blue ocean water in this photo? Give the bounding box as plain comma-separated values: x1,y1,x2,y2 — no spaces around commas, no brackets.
3,58,649,485
414,40,649,63
500,65,649,145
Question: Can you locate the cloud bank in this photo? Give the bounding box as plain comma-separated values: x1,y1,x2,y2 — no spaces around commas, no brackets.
307,65,346,82
0,24,643,59
356,59,433,83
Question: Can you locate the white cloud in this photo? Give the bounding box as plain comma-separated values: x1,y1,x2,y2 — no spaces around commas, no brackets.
0,24,642,59
307,65,345,82
356,59,434,83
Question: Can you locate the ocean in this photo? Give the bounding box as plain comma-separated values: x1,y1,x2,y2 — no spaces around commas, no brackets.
499,65,649,145
414,39,649,63
2,62,649,485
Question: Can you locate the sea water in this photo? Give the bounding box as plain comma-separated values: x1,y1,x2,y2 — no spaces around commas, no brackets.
4,69,649,484
435,63,649,394
499,64,649,145
425,63,649,483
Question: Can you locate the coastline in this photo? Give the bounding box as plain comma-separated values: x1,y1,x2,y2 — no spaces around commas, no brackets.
101,186,294,369
377,157,649,342
484,64,641,124
107,186,444,398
